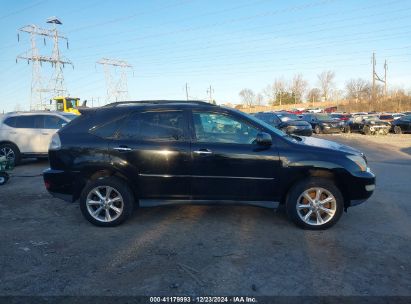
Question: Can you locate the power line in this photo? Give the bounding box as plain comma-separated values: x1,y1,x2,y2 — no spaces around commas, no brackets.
0,0,48,20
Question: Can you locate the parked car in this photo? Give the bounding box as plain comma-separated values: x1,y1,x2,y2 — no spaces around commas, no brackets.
378,114,394,123
331,113,352,121
300,113,344,134
324,106,338,113
392,113,405,120
307,108,322,113
43,100,375,230
391,115,411,134
344,115,390,135
0,111,76,164
253,112,312,136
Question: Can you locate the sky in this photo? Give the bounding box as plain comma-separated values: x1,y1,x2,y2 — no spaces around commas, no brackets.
0,0,411,112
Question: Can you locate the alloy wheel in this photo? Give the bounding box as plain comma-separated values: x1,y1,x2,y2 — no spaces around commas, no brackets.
0,147,15,162
86,186,124,222
296,187,337,226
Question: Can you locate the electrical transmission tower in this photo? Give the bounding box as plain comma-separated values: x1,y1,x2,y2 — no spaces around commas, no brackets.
371,52,388,101
16,17,72,110
96,58,133,102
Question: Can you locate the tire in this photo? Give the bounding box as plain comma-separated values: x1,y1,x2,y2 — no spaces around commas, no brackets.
286,178,344,230
0,172,9,185
363,126,371,135
0,143,20,165
394,126,402,134
314,125,321,134
382,128,389,135
79,176,135,227
344,126,351,134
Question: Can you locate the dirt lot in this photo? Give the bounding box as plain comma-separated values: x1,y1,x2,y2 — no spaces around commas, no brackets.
0,133,410,296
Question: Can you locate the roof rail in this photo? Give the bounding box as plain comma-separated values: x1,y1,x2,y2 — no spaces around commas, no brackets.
103,100,215,107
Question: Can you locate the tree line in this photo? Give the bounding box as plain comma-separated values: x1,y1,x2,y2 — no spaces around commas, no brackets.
238,70,411,110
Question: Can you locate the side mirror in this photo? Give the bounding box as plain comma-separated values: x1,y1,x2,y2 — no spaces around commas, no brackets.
256,132,272,146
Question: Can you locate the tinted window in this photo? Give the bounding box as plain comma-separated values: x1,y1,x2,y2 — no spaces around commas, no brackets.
15,115,43,128
255,113,281,125
119,111,185,141
91,117,125,139
193,112,259,144
3,117,16,127
276,113,299,121
44,115,66,129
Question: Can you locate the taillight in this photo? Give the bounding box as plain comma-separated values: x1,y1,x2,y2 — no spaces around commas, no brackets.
44,180,51,190
49,133,61,150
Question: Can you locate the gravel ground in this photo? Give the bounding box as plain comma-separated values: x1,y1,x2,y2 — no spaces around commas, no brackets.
0,133,410,296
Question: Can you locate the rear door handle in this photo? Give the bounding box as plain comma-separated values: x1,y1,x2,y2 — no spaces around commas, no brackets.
193,149,212,155
113,146,132,152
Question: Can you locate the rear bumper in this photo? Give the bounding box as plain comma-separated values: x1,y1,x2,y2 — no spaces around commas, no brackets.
43,168,74,202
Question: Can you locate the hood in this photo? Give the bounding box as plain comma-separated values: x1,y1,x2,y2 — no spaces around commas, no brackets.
298,136,361,155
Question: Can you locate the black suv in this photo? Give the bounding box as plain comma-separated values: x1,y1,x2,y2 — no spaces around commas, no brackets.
43,101,375,229
253,112,312,136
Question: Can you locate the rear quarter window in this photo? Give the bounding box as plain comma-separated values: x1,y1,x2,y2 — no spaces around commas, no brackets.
3,117,17,127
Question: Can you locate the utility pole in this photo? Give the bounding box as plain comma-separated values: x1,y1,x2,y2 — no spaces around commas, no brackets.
206,85,214,103
372,52,376,102
96,58,132,102
185,83,189,101
17,17,72,110
384,60,388,97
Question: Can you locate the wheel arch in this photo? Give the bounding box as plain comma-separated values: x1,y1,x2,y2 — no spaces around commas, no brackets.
280,167,351,209
73,166,138,203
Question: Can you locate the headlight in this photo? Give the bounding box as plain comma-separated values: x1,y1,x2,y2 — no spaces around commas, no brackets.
49,133,61,150
347,155,367,172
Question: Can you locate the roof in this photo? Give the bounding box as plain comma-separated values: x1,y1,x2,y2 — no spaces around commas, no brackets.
104,100,215,108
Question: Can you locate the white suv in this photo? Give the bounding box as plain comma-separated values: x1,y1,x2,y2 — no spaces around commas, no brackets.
0,111,77,164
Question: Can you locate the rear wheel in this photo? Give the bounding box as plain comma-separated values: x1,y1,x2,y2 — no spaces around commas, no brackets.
0,143,20,165
314,125,321,134
394,126,402,134
286,178,344,230
79,176,135,227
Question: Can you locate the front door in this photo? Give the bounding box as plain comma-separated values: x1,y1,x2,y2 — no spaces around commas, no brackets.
189,110,279,201
109,109,191,199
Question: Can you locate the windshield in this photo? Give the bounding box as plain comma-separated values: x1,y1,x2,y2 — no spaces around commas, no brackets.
276,113,299,121
315,114,332,121
66,98,78,109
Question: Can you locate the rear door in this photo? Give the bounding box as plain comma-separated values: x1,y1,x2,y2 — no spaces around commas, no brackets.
13,115,44,153
109,109,191,199
189,110,280,201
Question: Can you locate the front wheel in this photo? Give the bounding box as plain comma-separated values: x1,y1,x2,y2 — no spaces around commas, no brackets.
314,125,321,134
0,172,9,185
363,126,371,135
286,178,344,230
344,126,351,134
394,126,402,134
79,177,135,227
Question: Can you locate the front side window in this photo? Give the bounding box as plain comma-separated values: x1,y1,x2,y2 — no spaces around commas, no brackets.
44,115,67,129
119,111,186,141
193,112,259,144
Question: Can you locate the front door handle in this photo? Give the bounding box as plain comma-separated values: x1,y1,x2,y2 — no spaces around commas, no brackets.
113,146,132,152
193,149,212,155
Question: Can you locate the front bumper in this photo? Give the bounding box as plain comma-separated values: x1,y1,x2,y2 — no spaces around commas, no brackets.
345,170,376,207
286,127,313,136
43,168,75,202
321,125,344,133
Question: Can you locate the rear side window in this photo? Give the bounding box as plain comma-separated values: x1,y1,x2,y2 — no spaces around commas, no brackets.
119,111,186,141
14,115,43,128
90,116,126,139
3,117,17,127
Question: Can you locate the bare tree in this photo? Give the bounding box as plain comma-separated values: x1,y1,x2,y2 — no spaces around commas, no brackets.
262,84,275,105
273,77,287,106
239,88,255,106
290,74,308,104
255,93,264,106
345,78,371,102
306,88,321,105
317,70,335,101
